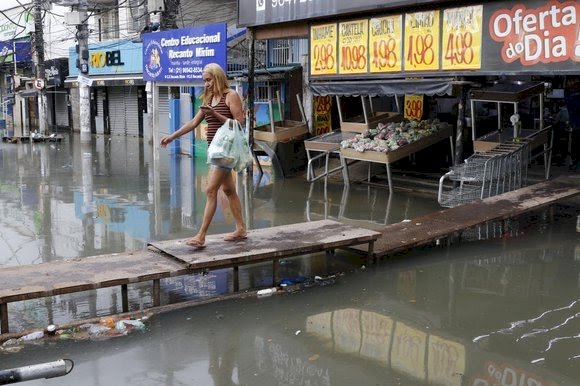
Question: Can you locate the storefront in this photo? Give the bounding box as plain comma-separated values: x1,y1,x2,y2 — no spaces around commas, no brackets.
238,0,579,165
66,40,145,136
44,58,70,131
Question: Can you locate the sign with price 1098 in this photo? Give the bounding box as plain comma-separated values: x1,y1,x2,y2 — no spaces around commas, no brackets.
338,19,368,74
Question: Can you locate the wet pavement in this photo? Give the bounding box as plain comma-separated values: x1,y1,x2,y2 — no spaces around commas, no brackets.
1,133,579,385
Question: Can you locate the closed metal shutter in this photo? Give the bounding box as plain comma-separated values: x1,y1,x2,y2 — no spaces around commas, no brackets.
95,89,105,134
157,87,169,134
108,87,126,135
124,87,140,137
54,93,69,127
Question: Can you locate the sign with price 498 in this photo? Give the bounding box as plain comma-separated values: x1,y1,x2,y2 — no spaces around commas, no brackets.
442,5,483,70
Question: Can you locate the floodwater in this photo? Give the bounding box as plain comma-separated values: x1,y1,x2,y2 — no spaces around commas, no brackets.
1,133,579,385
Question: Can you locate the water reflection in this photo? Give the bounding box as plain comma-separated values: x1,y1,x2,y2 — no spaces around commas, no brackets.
1,135,579,385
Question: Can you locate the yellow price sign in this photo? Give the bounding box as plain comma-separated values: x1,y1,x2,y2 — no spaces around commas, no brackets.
310,23,338,76
314,96,333,136
338,19,369,74
404,95,424,121
404,11,440,71
369,15,403,73
442,6,483,70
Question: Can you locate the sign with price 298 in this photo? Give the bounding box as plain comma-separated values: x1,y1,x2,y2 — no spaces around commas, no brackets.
310,23,338,76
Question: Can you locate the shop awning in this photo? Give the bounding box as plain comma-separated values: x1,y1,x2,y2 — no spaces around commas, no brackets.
309,78,456,97
64,74,145,88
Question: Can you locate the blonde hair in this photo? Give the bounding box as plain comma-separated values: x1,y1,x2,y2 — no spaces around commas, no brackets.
200,63,230,105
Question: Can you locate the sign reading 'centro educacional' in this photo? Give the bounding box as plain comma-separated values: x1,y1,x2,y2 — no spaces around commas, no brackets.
309,0,580,77
142,24,227,82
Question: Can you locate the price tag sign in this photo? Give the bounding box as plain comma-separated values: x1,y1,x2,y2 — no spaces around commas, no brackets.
369,15,403,73
310,23,338,76
404,11,440,71
442,6,483,70
314,96,333,136
338,19,369,74
404,95,424,121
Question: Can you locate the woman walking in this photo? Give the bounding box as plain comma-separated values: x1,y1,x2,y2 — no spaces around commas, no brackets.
160,63,247,247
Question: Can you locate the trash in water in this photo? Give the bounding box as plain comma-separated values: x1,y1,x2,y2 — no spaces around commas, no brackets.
19,331,44,341
257,288,277,298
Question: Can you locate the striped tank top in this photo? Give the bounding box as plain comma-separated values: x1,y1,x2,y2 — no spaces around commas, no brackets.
205,94,234,144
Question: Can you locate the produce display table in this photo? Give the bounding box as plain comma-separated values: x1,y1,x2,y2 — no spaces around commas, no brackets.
340,124,454,193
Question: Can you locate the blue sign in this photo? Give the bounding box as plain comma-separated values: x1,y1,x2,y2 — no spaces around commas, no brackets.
142,23,227,82
68,40,143,76
0,40,32,63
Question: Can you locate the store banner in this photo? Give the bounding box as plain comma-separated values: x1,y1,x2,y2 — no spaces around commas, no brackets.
338,19,369,74
483,0,580,72
404,11,440,71
314,96,332,135
310,23,338,76
142,24,227,82
442,5,483,70
369,15,403,73
308,0,579,77
69,40,142,76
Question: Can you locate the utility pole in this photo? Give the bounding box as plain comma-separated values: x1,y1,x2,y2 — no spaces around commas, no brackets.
33,0,48,136
77,0,91,142
160,0,181,153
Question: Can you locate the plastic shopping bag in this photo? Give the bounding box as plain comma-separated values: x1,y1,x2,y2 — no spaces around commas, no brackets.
207,119,237,168
232,121,253,172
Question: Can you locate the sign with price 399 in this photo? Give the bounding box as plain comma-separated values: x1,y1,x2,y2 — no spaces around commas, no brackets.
404,95,424,121
404,11,440,71
310,23,338,76
442,6,483,70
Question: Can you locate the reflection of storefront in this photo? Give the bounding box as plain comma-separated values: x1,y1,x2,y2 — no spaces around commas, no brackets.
66,40,145,136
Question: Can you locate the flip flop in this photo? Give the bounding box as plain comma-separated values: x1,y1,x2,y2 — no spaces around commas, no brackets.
224,233,247,242
185,238,206,248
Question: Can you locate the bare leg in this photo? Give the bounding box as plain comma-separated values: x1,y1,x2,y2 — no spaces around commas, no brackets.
221,170,247,241
186,166,230,247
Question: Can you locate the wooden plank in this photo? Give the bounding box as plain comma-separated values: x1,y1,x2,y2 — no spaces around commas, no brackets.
149,220,381,269
0,250,189,304
351,176,580,256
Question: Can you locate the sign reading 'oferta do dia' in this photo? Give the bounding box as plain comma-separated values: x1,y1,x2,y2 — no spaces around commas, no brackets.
309,0,580,78
142,23,227,82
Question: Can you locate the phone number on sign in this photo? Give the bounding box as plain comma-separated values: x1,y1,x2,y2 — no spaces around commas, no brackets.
270,0,316,8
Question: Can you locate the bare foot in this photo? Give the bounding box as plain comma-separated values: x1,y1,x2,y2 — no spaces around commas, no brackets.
224,230,247,242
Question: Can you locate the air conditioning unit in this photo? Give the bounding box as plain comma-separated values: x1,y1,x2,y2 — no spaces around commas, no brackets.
148,0,164,12
65,11,87,26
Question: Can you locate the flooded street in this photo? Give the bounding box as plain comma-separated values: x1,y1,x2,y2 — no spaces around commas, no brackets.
1,134,579,385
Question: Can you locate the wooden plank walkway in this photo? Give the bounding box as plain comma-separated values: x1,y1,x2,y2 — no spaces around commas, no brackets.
350,175,580,257
0,220,379,334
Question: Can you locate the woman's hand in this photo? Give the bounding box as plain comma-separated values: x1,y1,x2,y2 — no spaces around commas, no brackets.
200,104,215,117
159,135,173,148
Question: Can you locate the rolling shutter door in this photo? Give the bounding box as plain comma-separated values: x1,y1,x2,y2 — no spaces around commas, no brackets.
108,87,126,135
124,87,140,137
95,89,105,134
55,93,69,127
157,87,169,134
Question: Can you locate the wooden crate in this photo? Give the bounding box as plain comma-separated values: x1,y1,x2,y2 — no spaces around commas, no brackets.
341,124,453,164
341,111,402,133
254,120,309,142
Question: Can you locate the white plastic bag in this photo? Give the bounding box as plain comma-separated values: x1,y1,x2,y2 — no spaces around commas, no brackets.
207,119,252,172
207,119,237,168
